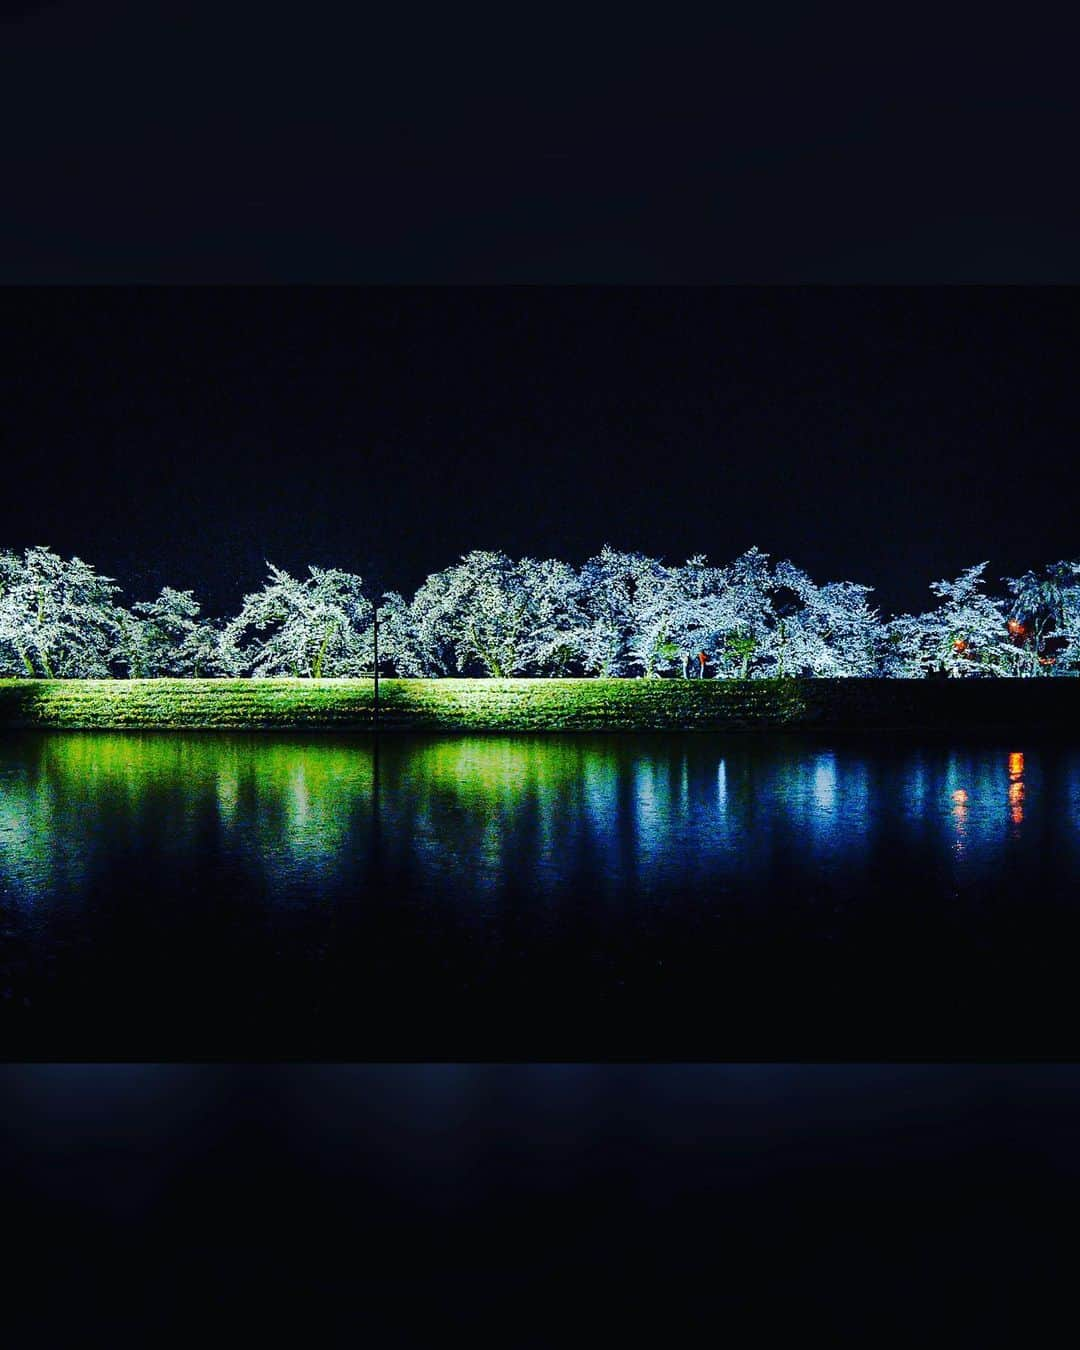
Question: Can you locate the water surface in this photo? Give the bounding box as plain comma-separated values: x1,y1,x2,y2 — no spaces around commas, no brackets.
2,731,1079,1055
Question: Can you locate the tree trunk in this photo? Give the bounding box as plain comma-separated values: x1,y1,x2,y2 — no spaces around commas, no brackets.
313,621,338,679
33,590,54,677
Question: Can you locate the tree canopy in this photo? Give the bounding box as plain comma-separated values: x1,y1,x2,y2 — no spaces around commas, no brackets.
2,544,1079,679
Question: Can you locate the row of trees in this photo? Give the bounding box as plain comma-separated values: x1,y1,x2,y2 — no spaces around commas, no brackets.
2,545,1079,680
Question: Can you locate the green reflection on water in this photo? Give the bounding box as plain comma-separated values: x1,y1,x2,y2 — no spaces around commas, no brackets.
0,735,378,899
0,733,1065,914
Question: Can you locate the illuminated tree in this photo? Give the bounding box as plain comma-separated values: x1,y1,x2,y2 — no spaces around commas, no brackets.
577,546,671,677
766,565,883,677
623,562,681,678
220,564,372,678
6,540,1080,682
409,550,543,677
0,546,123,678
0,551,25,675
710,548,778,678
517,557,586,674
652,556,736,677
127,587,222,677
372,589,426,677
877,613,924,677
1003,561,1080,674
890,563,1011,678
1053,568,1080,673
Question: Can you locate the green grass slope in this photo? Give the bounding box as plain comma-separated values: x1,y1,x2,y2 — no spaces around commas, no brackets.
0,677,1075,732
0,677,809,731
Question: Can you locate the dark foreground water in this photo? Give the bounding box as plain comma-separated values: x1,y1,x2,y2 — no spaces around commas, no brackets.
3,1064,1079,1341
2,730,1080,1056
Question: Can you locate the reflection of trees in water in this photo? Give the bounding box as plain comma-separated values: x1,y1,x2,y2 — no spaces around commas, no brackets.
0,735,1074,913
0,759,80,904
234,743,374,880
0,735,379,903
388,738,611,897
384,740,881,897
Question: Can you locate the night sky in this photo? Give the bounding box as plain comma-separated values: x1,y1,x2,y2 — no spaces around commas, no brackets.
4,3,1080,285
3,7,1079,616
2,286,1077,619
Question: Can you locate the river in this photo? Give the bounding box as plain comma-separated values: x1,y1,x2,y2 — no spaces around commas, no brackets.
2,731,1078,1056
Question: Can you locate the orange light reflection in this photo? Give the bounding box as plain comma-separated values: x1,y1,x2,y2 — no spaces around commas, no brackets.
1008,752,1025,826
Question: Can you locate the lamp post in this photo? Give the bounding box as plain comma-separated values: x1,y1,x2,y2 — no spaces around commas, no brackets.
370,590,392,732
372,600,381,733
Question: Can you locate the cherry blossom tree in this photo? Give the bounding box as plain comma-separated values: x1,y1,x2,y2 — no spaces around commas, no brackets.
766,564,884,677
127,587,222,677
889,563,1011,678
372,589,426,677
648,555,738,677
0,551,26,676
407,551,528,677
1055,566,1080,673
5,540,1079,682
709,548,778,678
1003,560,1080,674
220,564,371,677
517,557,585,674
576,546,671,677
0,546,124,678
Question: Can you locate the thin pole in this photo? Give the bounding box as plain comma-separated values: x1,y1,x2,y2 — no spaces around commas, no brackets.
372,604,380,732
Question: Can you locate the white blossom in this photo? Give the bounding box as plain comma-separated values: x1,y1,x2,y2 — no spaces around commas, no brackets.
892,564,1011,678
4,542,1079,681
126,587,222,677
220,564,372,678
576,546,671,677
0,546,124,678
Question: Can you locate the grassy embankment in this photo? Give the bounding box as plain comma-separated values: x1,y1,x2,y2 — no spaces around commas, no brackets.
0,677,810,731
0,677,1077,732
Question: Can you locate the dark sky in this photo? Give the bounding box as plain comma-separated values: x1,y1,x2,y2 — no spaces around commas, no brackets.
4,3,1080,284
3,8,1079,617
2,287,1077,618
